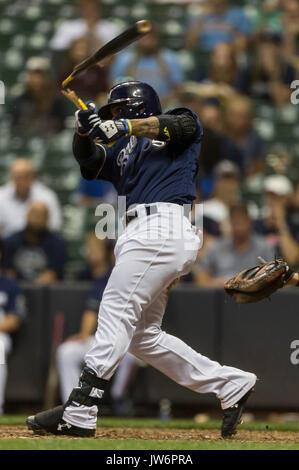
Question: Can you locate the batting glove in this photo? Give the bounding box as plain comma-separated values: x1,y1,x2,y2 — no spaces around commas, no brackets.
89,118,132,144
75,103,97,135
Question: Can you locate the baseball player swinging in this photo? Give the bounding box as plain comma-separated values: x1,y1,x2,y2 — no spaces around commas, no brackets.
27,81,256,438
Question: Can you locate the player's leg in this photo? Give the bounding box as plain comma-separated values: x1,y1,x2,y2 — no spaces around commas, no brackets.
0,332,12,415
62,235,185,429
129,290,256,411
27,206,200,434
56,337,94,403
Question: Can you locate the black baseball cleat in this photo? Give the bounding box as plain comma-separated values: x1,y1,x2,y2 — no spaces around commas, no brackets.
26,405,95,437
221,387,255,438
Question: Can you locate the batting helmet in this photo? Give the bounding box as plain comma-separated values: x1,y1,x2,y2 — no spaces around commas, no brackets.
98,81,162,120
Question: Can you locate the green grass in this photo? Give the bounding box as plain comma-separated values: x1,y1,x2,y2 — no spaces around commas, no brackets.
1,415,299,432
0,439,299,450
0,416,298,450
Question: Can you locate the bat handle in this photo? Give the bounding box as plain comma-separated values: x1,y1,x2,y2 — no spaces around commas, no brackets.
61,89,88,110
78,98,88,110
62,73,75,88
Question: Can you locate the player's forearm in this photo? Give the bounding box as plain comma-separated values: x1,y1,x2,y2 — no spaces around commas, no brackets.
129,113,198,144
129,117,160,139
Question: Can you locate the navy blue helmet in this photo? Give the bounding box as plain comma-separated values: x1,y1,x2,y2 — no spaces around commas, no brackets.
98,81,162,120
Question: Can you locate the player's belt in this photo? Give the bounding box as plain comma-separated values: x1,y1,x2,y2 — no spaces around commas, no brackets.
125,205,158,225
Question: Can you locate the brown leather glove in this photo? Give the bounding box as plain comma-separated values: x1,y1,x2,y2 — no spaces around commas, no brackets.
224,258,293,304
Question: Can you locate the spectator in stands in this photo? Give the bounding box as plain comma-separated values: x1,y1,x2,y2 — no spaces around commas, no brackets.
283,0,299,71
57,37,108,102
250,31,296,106
178,86,242,176
223,96,266,176
50,0,120,51
178,85,244,198
177,83,207,122
0,239,25,415
288,179,299,241
194,203,275,287
195,161,240,264
198,99,225,135
201,161,241,238
109,23,184,105
3,202,66,283
198,99,244,176
252,0,284,35
57,234,140,415
0,159,62,237
185,0,252,52
11,57,68,137
196,42,250,95
255,175,299,266
77,233,113,281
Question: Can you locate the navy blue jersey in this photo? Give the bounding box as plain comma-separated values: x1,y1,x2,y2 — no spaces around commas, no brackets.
95,108,203,209
0,276,25,323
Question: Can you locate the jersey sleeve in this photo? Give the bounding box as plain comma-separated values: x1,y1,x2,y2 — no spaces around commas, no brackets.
93,142,118,183
73,133,121,185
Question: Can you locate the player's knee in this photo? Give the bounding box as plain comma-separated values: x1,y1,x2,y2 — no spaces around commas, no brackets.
129,327,164,355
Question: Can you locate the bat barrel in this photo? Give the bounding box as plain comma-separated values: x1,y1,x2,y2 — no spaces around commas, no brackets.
62,20,152,87
136,20,152,34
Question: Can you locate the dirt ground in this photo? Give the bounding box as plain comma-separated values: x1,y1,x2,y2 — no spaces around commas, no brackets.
0,426,299,443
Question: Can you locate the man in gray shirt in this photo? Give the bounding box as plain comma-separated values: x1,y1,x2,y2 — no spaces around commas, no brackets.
0,159,62,237
195,202,275,287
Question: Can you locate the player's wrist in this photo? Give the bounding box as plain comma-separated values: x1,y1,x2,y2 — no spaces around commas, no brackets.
118,119,132,137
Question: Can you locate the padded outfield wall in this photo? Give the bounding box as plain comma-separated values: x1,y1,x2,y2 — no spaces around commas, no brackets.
5,284,299,411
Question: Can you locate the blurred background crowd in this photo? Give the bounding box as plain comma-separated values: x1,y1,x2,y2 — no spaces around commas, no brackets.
1,0,299,415
1,0,299,284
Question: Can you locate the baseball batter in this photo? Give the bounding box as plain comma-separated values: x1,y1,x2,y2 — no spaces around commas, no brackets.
27,81,256,438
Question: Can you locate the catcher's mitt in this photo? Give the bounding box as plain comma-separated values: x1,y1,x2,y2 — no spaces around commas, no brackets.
224,258,293,304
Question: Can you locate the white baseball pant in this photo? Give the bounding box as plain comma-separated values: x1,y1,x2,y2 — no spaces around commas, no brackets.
63,203,256,429
56,337,140,403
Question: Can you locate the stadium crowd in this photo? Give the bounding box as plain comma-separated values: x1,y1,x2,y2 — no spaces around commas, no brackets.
1,0,299,414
